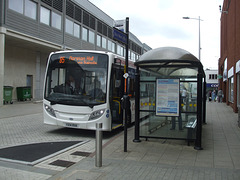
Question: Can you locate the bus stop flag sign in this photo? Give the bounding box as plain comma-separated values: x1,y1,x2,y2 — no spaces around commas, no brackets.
113,28,127,45
114,20,126,32
113,19,127,45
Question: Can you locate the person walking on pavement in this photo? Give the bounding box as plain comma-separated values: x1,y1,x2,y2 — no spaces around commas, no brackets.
212,90,216,102
208,91,212,101
218,89,223,103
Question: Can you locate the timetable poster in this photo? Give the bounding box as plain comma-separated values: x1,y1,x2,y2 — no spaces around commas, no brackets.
156,79,180,116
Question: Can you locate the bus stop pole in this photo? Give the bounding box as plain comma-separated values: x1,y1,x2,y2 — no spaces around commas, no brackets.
123,17,129,152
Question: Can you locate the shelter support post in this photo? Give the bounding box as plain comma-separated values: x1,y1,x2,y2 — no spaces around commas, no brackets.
195,73,203,150
133,67,141,142
203,80,206,124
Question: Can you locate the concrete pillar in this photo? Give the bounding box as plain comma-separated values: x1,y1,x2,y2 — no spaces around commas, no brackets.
35,52,41,100
0,27,6,106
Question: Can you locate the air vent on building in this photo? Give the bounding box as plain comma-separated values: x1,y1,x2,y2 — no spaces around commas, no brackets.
108,27,112,39
83,11,90,26
133,43,136,52
74,7,82,22
97,21,102,34
102,24,107,36
66,0,74,18
53,0,63,12
90,15,95,30
137,46,141,54
41,0,52,6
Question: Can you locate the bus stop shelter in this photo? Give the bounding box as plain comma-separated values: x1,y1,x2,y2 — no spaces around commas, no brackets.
133,47,206,150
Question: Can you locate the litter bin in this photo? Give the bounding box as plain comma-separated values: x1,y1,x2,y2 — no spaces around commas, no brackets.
3,86,13,104
16,86,32,101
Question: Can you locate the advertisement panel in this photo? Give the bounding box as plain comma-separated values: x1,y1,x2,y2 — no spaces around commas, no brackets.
156,79,180,116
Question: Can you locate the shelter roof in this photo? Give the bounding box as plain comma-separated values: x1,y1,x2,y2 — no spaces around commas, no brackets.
135,47,204,77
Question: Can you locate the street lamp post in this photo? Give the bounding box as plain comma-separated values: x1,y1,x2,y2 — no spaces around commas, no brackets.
183,16,203,61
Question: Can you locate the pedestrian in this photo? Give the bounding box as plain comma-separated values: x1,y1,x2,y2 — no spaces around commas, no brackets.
181,87,187,104
218,89,223,103
208,91,212,101
212,90,216,102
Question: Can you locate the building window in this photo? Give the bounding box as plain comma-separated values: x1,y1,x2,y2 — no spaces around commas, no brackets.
97,35,101,47
102,37,106,49
136,54,139,60
82,27,88,41
237,74,240,106
107,40,112,51
132,52,136,61
65,18,73,34
9,0,23,14
40,6,50,25
52,11,62,30
117,45,124,56
117,45,121,55
74,23,80,38
24,0,37,20
65,18,80,38
9,0,37,20
89,30,95,44
229,77,234,102
82,27,94,43
112,42,115,52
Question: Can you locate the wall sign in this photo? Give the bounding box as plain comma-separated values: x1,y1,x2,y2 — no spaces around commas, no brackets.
236,60,240,73
228,66,234,78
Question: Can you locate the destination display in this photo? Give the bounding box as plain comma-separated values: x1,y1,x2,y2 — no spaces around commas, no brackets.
59,56,97,65
156,79,180,116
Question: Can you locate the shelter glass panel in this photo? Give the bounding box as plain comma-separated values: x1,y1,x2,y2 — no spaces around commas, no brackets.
139,68,198,141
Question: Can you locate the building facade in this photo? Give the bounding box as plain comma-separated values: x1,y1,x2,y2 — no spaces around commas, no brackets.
219,0,240,113
0,0,151,105
205,69,218,93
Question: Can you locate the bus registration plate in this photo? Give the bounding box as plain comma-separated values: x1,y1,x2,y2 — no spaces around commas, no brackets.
65,123,78,128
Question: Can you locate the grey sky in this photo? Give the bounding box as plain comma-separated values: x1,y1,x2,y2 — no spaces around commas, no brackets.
89,0,224,69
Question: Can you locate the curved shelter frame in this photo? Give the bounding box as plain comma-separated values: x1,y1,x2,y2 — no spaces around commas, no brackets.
133,47,206,150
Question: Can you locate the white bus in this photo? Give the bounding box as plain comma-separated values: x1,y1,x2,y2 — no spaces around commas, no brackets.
43,50,138,131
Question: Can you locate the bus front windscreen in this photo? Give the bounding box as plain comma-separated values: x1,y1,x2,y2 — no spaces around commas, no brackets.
44,52,108,107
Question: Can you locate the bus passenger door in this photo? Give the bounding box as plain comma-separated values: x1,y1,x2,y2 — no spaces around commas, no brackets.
110,67,124,129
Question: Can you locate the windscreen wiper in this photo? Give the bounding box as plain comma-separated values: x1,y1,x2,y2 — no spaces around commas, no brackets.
50,100,58,105
89,104,94,108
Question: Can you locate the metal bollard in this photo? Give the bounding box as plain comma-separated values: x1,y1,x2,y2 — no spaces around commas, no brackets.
95,123,102,167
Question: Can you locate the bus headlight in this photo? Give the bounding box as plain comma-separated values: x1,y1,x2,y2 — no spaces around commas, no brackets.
44,104,56,117
89,109,105,121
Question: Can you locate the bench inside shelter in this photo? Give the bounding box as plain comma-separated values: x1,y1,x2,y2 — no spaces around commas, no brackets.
185,118,197,145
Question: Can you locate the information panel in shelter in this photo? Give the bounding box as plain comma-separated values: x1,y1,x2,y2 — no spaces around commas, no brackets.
156,79,180,116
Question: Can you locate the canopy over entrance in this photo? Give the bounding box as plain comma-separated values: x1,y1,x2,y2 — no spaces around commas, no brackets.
133,47,206,150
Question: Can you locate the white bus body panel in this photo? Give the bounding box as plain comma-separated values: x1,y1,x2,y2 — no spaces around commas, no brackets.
43,100,112,131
